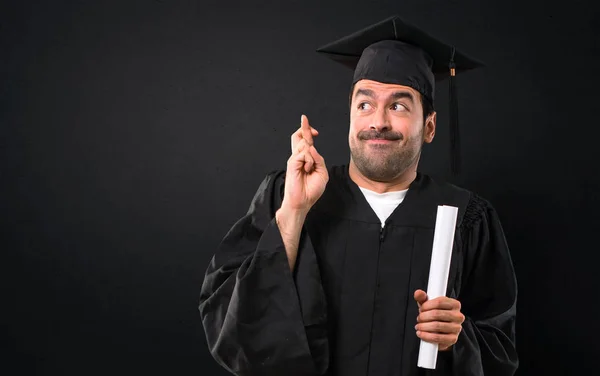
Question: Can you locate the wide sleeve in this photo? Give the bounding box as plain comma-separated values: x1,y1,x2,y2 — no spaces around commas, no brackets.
438,194,519,376
198,171,329,376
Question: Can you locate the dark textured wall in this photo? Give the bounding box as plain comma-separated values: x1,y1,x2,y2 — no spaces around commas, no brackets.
2,0,599,374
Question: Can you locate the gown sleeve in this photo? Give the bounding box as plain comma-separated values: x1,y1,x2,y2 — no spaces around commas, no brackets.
436,194,519,376
198,171,329,376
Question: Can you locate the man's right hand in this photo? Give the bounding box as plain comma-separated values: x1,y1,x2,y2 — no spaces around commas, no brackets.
276,114,328,271
281,114,329,214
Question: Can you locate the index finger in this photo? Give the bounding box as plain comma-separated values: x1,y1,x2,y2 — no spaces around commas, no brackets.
301,114,313,146
420,297,461,312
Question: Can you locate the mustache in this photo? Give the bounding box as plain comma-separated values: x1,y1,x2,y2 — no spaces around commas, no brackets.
357,130,403,141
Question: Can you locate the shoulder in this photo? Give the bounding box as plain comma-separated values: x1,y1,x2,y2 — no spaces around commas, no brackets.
258,169,286,189
246,169,286,211
417,173,499,231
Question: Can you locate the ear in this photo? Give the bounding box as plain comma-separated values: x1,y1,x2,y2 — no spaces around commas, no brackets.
424,112,436,143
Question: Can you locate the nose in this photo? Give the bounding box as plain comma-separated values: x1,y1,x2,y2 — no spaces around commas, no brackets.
370,107,391,132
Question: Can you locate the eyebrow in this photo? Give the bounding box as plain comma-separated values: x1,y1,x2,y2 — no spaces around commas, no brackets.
390,91,415,104
354,89,415,104
355,88,376,98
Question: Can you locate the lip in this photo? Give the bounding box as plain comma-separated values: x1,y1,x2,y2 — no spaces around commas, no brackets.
365,139,396,144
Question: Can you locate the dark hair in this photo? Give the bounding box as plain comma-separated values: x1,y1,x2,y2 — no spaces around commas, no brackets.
348,83,435,123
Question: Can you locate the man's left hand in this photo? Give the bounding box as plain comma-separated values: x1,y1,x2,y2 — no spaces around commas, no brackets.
414,289,465,351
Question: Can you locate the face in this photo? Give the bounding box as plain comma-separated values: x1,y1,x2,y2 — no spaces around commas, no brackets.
349,79,436,182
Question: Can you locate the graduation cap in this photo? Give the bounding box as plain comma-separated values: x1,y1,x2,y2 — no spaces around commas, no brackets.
316,15,484,175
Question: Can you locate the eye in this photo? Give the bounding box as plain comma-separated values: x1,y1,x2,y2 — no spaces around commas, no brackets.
391,102,408,112
358,102,372,111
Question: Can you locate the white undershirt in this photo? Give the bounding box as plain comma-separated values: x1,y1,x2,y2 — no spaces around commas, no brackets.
359,187,408,228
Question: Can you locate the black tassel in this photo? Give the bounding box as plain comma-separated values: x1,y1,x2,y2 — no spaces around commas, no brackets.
449,46,460,176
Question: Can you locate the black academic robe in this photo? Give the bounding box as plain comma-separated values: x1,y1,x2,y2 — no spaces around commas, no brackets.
199,165,518,376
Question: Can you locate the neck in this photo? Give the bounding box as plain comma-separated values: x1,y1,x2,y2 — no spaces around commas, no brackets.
348,160,418,193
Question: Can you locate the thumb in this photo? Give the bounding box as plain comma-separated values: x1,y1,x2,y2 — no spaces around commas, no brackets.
309,145,325,168
414,289,428,307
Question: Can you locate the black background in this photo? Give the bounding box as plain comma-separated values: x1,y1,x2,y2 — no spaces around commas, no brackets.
2,0,599,375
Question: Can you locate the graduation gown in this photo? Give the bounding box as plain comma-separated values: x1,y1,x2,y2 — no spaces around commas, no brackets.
199,165,518,376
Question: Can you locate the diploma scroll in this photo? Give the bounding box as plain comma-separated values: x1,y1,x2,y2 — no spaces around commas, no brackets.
417,205,459,369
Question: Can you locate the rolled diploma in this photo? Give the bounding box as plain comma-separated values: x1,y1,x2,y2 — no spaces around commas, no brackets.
417,205,459,369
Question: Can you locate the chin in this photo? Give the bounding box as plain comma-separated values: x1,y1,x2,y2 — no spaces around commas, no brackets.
358,162,403,181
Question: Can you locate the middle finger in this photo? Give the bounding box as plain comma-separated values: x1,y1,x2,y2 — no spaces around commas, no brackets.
301,115,313,146
417,309,461,323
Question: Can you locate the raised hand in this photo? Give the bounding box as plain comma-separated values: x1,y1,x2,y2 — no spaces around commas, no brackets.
282,114,329,214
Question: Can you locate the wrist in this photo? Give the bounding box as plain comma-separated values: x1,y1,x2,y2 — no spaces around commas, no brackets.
278,200,309,220
276,204,308,233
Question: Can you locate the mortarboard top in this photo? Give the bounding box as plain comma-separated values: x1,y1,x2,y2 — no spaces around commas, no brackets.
316,15,485,176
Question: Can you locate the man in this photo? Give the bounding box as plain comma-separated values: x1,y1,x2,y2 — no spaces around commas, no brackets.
199,15,518,376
